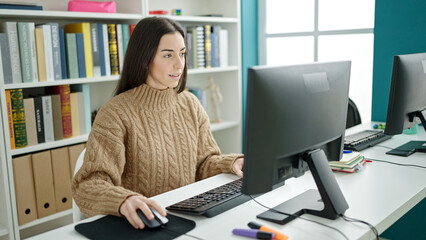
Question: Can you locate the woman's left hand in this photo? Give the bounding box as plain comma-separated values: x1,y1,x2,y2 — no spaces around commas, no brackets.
232,157,244,178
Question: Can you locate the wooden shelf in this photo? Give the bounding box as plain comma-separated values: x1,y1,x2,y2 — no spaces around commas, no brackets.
19,209,72,231
11,135,89,156
0,9,141,20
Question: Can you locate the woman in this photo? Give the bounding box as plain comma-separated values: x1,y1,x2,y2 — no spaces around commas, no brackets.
71,17,244,229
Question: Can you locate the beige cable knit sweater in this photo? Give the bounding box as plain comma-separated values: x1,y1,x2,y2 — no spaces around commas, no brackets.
71,84,242,217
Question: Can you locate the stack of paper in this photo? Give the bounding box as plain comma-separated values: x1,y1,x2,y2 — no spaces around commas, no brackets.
329,151,365,173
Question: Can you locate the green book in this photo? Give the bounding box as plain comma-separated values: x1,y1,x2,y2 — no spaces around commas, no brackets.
65,33,79,79
121,24,129,55
17,22,34,82
10,88,27,148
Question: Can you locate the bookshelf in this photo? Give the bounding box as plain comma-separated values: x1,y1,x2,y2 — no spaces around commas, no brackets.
0,0,242,239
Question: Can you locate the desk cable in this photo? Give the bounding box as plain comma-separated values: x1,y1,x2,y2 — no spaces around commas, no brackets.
249,195,350,240
341,214,379,240
160,225,204,240
367,157,426,170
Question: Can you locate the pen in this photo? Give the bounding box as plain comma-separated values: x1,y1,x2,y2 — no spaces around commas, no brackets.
343,150,352,154
232,229,275,239
248,222,288,240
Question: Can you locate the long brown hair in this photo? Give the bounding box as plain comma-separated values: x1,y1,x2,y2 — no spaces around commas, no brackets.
114,17,187,95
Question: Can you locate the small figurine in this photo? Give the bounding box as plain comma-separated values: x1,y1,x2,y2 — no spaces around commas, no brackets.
204,77,223,123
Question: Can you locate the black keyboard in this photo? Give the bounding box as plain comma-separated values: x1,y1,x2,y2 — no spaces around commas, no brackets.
344,129,392,151
166,178,250,217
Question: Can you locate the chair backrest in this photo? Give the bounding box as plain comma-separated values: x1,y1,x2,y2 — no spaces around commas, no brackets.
346,98,362,129
72,148,86,223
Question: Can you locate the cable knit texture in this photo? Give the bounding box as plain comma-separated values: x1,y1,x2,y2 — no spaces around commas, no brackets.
71,84,243,217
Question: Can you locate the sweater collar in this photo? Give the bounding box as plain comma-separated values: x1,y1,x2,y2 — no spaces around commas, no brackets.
131,84,177,111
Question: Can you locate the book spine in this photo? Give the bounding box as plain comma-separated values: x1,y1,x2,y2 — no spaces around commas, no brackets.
107,24,119,75
23,98,38,146
64,23,93,78
70,84,91,132
186,31,193,69
65,33,79,79
0,33,13,84
102,24,111,76
219,29,228,67
41,95,54,142
39,25,54,81
76,92,86,135
129,24,136,36
121,24,130,56
5,90,15,149
28,22,38,82
116,24,124,72
211,25,221,68
10,89,27,148
59,28,67,79
70,92,80,136
51,94,63,140
33,97,45,143
96,23,106,76
75,33,86,78
59,85,72,138
204,25,212,69
90,23,101,77
34,28,47,82
0,22,23,83
0,4,42,10
48,23,62,80
17,22,33,82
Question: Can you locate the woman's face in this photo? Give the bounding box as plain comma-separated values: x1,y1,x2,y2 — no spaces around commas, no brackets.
146,32,186,90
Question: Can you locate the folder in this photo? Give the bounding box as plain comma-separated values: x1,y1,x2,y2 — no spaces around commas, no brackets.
31,150,57,217
68,143,85,178
12,155,38,225
51,147,72,212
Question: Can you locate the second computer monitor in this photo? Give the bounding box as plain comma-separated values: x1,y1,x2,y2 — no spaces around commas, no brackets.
243,61,351,224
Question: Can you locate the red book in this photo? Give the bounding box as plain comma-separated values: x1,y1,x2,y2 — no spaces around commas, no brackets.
47,85,73,138
129,24,136,36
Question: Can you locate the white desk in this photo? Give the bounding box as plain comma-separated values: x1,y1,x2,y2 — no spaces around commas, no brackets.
29,124,426,240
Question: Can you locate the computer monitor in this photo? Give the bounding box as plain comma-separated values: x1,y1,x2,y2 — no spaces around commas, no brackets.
242,61,351,224
384,52,426,156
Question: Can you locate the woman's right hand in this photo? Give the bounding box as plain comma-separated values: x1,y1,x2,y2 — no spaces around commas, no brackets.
119,195,167,229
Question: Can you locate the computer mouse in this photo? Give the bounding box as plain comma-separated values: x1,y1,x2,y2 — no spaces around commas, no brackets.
136,208,169,229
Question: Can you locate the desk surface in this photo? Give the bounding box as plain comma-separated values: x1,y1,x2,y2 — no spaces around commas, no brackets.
29,123,426,240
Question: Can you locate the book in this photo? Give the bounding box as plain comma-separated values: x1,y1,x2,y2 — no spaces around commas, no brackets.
219,29,228,67
186,31,193,69
204,25,212,68
47,85,72,138
36,24,54,81
59,28,67,79
41,95,54,142
90,23,101,77
0,2,42,10
121,23,130,56
187,87,207,110
211,25,221,68
116,24,124,72
51,94,64,140
331,159,367,173
17,22,34,82
10,89,27,148
34,28,47,82
5,90,15,149
33,96,45,143
75,33,86,78
70,92,80,136
46,23,62,80
101,24,111,76
0,22,22,83
64,23,93,78
129,24,136,36
107,24,119,75
28,22,38,82
71,84,91,132
23,98,38,146
96,24,106,76
65,33,79,79
75,92,86,135
0,33,13,84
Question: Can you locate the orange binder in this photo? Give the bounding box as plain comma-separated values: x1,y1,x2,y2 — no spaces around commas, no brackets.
12,155,38,225
31,150,57,217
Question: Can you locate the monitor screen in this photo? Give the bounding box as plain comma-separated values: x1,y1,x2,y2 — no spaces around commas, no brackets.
384,52,426,156
242,61,351,224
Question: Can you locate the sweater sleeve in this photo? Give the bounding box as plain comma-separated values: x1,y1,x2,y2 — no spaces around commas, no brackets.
193,96,244,180
71,104,139,217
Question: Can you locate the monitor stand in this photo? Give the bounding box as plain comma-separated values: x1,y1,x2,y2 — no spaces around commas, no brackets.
257,149,349,225
386,110,426,157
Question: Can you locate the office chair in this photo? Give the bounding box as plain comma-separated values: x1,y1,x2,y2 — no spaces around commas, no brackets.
346,98,362,129
72,148,86,223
